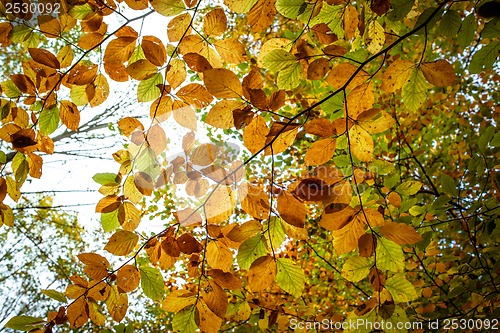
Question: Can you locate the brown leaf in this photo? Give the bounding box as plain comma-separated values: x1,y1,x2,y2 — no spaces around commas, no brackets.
277,191,306,228
142,35,166,66
371,0,390,15
28,48,60,69
67,298,89,328
344,5,358,39
59,100,80,131
358,233,376,257
173,207,203,227
177,233,203,254
207,269,242,290
103,37,136,65
319,206,356,231
240,184,270,220
134,171,154,196
166,58,186,89
304,118,335,137
307,58,330,80
184,53,213,72
201,280,228,318
78,253,110,280
421,59,457,87
167,13,192,43
95,195,121,213
126,59,158,80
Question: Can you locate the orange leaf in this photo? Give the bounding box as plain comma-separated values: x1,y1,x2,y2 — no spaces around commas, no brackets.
277,191,306,228
421,59,457,87
304,138,336,166
59,100,80,131
380,222,423,245
247,255,277,292
142,35,167,66
117,265,141,293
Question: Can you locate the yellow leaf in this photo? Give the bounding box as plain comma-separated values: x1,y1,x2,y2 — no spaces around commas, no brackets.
206,241,234,272
118,201,142,231
331,212,367,255
346,83,374,120
103,37,136,65
365,20,385,54
224,0,259,13
167,13,192,43
380,222,423,245
88,300,106,326
421,59,457,87
247,255,277,292
126,59,158,81
304,138,336,166
244,115,269,154
240,184,270,220
248,0,277,33
381,59,414,93
349,125,374,162
106,285,128,322
104,230,139,256
357,110,395,134
197,301,223,333
166,58,186,89
319,206,356,231
214,38,246,64
206,100,245,129
203,68,243,99
205,186,236,224
204,8,227,37
162,289,197,312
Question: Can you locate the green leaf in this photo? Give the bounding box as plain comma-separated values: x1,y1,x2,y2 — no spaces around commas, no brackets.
478,125,495,151
70,85,89,106
0,151,6,164
458,14,476,48
150,0,186,17
402,68,428,111
172,305,197,333
321,93,344,118
237,235,267,270
1,80,22,98
265,217,285,250
93,173,120,185
369,160,395,176
137,73,163,102
101,210,120,232
482,17,500,39
414,7,443,32
41,289,67,302
437,10,462,38
341,256,372,282
262,49,297,72
4,316,45,331
440,174,457,197
469,41,500,74
491,132,500,147
277,61,303,90
69,3,93,19
276,258,305,297
376,238,404,272
310,3,344,38
395,180,422,196
39,106,60,136
12,153,28,186
140,266,165,300
276,0,306,18
385,273,418,302
387,0,414,21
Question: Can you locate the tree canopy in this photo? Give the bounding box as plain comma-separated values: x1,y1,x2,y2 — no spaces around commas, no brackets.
0,0,499,332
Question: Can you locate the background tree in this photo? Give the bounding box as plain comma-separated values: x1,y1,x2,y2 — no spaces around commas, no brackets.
0,0,499,332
